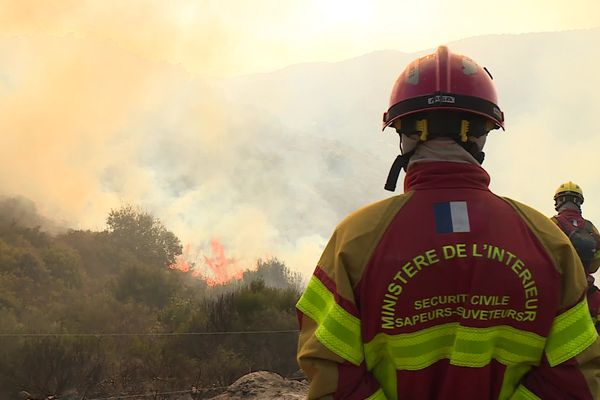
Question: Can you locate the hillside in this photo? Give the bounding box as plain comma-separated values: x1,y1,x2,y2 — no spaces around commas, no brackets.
0,200,300,399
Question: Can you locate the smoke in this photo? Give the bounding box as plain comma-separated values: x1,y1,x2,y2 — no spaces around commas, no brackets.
0,29,332,277
0,0,235,76
2,19,600,280
0,196,65,234
0,36,141,225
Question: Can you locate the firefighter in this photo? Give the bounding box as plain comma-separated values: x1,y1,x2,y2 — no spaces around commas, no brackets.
552,182,600,326
296,46,600,399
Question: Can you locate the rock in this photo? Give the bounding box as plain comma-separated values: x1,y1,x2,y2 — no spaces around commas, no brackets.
209,371,308,400
19,390,31,400
18,391,32,400
287,369,307,381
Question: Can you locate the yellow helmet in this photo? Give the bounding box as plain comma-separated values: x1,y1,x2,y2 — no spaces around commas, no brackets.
554,181,584,210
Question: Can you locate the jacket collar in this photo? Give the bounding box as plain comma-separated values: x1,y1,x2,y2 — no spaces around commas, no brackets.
404,161,491,192
556,208,583,220
557,208,582,216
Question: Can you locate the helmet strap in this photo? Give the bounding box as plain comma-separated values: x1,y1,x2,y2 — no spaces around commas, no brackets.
384,150,415,192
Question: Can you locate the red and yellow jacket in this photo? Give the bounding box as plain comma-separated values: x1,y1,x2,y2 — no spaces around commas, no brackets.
551,210,600,326
297,162,600,399
551,209,600,273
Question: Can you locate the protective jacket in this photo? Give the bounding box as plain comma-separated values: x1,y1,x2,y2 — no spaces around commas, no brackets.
552,210,600,326
551,209,600,272
297,162,600,399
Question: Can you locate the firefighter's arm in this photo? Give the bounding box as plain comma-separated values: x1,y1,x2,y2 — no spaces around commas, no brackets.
296,197,409,400
297,308,385,400
296,237,386,400
515,241,600,399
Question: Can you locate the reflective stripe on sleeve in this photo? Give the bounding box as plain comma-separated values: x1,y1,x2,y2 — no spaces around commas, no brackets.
364,323,544,371
296,275,364,365
545,297,598,366
509,385,541,400
365,388,387,400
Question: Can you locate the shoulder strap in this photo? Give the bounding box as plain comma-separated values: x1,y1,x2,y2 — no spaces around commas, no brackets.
583,220,596,233
583,220,600,242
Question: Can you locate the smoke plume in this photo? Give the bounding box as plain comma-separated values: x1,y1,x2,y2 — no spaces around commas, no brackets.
2,15,600,279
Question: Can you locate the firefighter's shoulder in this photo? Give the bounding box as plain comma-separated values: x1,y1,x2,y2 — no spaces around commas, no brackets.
501,196,577,274
334,192,414,244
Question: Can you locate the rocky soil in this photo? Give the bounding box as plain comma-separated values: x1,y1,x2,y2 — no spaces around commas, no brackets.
208,371,308,400
18,371,307,400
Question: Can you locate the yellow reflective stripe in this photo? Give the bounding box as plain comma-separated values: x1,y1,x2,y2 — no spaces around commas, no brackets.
296,275,363,365
371,357,397,400
364,323,544,371
546,297,598,366
509,385,540,400
365,388,387,400
499,364,533,400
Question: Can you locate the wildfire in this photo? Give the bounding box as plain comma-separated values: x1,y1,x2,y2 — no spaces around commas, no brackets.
169,239,244,286
203,239,243,286
169,244,196,274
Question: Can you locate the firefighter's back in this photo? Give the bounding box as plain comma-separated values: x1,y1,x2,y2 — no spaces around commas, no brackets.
352,162,592,399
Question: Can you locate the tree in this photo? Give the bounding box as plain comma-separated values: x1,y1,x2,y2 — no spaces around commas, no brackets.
242,258,302,291
41,243,83,288
0,238,49,281
106,205,182,267
113,262,179,309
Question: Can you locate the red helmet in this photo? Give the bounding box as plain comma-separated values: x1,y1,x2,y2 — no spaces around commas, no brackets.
382,46,504,131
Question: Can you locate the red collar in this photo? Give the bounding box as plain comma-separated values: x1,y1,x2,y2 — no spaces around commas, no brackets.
404,162,491,192
557,209,583,219
555,209,585,228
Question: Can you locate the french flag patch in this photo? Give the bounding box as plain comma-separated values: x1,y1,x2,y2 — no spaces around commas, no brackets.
434,201,470,233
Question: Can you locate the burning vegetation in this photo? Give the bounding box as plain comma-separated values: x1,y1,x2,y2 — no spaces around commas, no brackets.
0,202,301,399
170,239,244,287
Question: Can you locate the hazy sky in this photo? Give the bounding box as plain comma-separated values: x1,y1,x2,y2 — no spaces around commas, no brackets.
1,0,598,76
1,1,599,278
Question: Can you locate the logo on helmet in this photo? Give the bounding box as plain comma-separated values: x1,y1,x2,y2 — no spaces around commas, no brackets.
462,58,478,75
406,66,419,85
427,95,456,105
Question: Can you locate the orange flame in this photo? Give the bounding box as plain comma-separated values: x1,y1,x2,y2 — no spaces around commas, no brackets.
203,239,242,286
169,244,198,275
169,240,244,286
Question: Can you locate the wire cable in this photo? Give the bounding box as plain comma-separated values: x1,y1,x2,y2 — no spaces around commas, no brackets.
0,329,299,338
86,389,191,400
85,386,229,400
